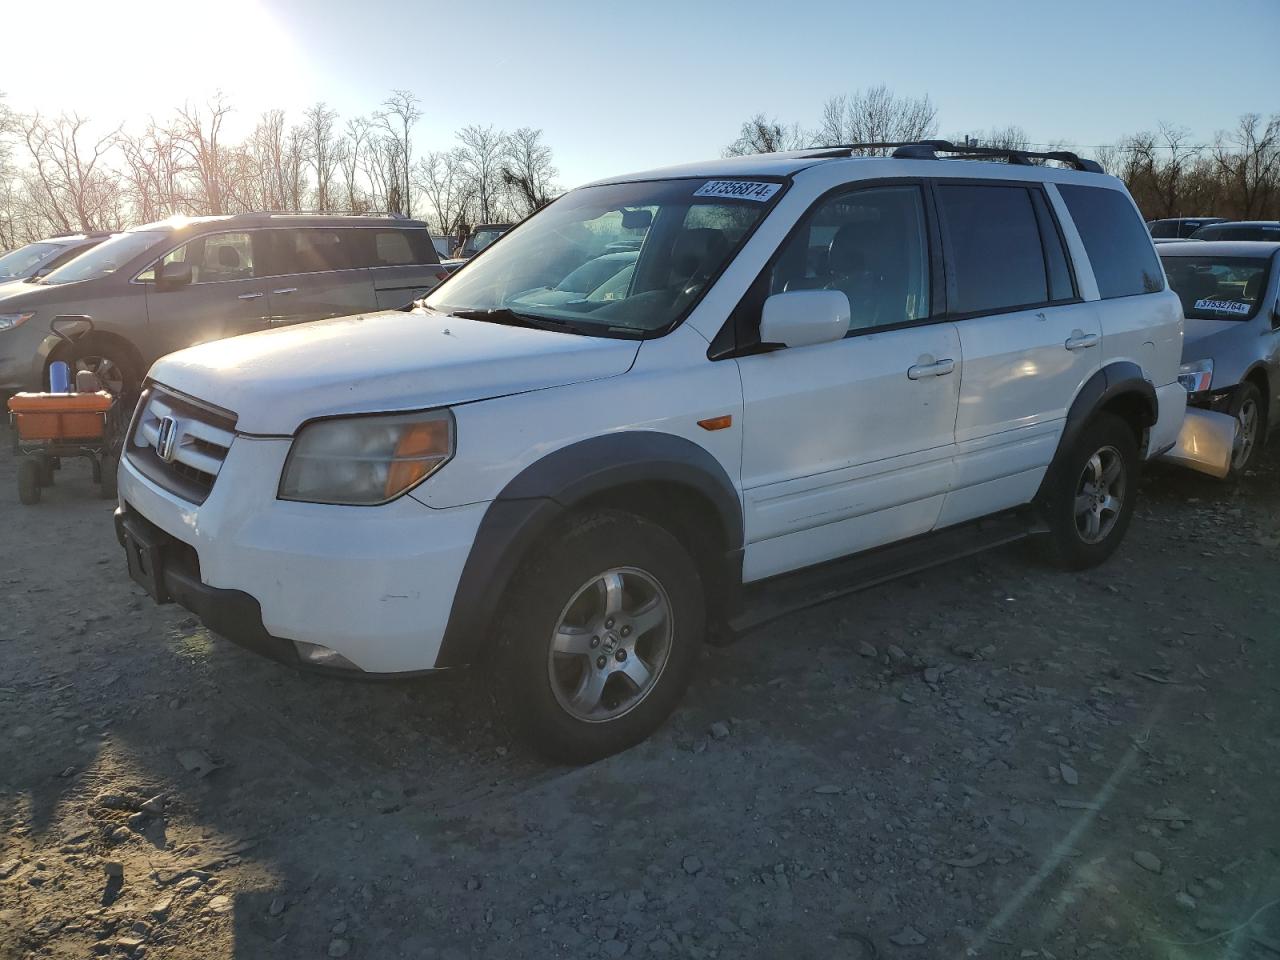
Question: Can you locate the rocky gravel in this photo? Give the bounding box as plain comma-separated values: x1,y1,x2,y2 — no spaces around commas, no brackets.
2,437,1279,959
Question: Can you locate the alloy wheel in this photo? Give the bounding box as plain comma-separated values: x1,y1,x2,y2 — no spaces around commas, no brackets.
546,567,673,723
1074,445,1126,545
1232,397,1259,471
73,355,125,395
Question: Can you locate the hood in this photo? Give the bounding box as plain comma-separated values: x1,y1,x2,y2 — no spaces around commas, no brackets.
1181,317,1246,361
148,308,641,435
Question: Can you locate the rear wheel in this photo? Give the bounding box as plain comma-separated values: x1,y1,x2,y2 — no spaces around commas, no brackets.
36,455,55,487
1227,382,1265,479
51,337,139,399
1039,412,1139,570
491,510,705,764
17,459,41,505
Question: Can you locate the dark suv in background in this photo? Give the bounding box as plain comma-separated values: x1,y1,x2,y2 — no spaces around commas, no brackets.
0,213,446,396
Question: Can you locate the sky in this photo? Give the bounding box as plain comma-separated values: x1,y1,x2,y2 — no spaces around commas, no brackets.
5,0,1278,190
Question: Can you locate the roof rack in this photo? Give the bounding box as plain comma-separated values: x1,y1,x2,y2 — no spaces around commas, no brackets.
802,140,1104,173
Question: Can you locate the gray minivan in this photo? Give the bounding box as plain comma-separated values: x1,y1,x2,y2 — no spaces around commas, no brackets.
0,213,447,396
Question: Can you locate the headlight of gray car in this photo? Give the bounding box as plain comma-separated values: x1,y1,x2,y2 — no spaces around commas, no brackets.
0,312,34,332
1177,359,1213,394
279,409,455,505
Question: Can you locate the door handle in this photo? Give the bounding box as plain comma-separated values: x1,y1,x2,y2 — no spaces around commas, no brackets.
237,292,264,301
907,358,955,380
1065,332,1100,351
273,287,298,295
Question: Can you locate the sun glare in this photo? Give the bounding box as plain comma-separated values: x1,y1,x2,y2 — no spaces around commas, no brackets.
8,0,310,118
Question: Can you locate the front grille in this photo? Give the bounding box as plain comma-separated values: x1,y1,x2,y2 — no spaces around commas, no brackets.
126,385,238,504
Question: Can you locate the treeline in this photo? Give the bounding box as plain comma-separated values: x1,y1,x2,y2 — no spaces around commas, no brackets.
0,90,558,247
726,86,1280,222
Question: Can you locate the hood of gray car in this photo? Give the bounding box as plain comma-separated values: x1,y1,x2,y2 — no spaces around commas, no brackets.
1181,317,1244,359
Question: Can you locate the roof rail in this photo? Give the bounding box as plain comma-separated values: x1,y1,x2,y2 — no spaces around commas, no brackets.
802,140,1105,173
236,210,413,220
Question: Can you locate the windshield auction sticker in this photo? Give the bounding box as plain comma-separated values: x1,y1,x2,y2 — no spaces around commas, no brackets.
1194,298,1252,316
693,180,782,202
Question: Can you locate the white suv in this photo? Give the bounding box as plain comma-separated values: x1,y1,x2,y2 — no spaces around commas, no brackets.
116,142,1185,762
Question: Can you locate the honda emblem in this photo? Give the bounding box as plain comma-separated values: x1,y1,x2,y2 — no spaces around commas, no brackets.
155,416,179,463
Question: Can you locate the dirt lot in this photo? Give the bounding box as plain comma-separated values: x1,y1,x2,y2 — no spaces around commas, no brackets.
2,436,1279,960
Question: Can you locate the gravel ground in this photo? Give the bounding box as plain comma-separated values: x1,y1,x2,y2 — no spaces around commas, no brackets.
2,436,1279,960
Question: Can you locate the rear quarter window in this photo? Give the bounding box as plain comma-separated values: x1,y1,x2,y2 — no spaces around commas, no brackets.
1058,184,1164,299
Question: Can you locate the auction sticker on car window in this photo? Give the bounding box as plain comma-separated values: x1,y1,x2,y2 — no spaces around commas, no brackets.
693,180,782,202
1194,298,1252,316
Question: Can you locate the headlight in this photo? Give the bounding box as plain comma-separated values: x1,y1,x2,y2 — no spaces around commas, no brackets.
279,409,454,505
0,312,33,332
1177,359,1213,394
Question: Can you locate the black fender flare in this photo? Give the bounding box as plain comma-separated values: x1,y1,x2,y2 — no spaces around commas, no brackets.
434,432,743,668
1035,361,1157,503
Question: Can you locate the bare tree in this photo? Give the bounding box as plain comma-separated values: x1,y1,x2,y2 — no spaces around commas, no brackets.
118,121,187,221
21,112,121,232
375,90,421,216
455,124,507,223
172,93,233,214
724,114,806,156
415,150,473,236
501,127,557,216
815,85,937,153
302,102,340,211
336,116,374,212
1213,113,1280,220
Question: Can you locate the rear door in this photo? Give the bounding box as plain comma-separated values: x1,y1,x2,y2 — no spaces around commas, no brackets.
264,227,376,327
934,181,1102,528
140,230,272,357
366,227,449,309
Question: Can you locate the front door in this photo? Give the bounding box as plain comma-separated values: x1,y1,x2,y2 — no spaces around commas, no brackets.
736,183,960,582
140,230,271,360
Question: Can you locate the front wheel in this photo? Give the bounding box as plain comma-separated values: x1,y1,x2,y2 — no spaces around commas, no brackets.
1038,412,1139,570
491,510,705,764
1227,382,1265,479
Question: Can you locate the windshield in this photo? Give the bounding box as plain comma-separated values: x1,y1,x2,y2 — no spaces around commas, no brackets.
0,242,62,279
1161,255,1272,320
427,178,782,336
40,231,166,285
467,228,505,254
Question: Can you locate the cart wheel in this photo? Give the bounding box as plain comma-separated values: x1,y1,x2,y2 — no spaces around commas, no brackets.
99,454,118,500
18,459,41,505
37,455,55,487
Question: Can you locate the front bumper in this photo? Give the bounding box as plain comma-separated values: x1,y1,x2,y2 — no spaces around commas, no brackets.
117,433,488,674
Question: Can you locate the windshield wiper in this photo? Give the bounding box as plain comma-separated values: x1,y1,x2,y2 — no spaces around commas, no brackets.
447,307,582,334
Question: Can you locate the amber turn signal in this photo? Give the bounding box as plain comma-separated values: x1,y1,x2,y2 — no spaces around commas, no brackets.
697,415,733,431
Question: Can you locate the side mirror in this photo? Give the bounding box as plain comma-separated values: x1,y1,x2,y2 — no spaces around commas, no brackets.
760,290,850,349
155,261,193,292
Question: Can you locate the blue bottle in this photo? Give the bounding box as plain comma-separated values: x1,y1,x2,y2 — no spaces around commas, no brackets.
48,361,71,393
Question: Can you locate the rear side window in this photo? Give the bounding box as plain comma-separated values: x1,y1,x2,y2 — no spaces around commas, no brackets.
1058,185,1164,298
275,228,361,274
936,184,1048,314
371,229,439,267
1148,220,1177,239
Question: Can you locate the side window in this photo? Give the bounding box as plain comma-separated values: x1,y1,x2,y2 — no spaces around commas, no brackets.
768,184,931,331
198,233,254,282
371,229,438,267
280,228,360,274
1057,184,1164,298
1031,191,1076,302
936,184,1048,314
135,242,190,283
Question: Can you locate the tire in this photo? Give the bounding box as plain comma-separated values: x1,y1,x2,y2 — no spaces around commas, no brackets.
1227,382,1265,480
37,455,55,487
99,453,118,500
1038,412,1139,570
490,510,705,764
17,459,41,505
51,337,140,399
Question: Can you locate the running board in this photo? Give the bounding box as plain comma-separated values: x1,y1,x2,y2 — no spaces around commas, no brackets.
730,509,1045,635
